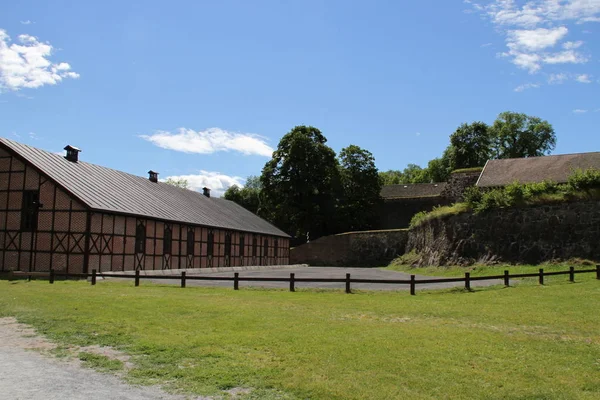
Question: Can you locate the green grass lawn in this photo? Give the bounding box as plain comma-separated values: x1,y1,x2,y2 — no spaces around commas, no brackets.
1,276,599,399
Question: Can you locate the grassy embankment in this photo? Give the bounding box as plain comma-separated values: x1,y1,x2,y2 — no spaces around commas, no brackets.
1,274,600,399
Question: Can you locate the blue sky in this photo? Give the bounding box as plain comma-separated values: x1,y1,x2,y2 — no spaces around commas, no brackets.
1,0,599,195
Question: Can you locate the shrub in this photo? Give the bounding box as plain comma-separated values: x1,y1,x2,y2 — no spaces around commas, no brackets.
463,186,483,207
568,168,600,191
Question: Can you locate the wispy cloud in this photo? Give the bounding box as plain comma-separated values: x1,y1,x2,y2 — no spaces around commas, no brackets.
514,82,540,92
573,109,588,114
20,20,33,25
480,42,493,47
467,1,600,74
575,73,592,83
140,127,274,157
163,171,244,197
0,29,79,92
548,72,568,84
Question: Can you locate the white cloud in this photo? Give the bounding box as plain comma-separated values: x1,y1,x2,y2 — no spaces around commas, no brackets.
140,127,274,157
415,132,421,136
575,73,592,83
514,82,540,92
508,27,568,51
481,42,493,47
468,1,600,74
573,109,588,113
163,171,244,197
543,50,587,64
0,29,79,92
548,72,568,84
563,40,583,49
20,20,33,25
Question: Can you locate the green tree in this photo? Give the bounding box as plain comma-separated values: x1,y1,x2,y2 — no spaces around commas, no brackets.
449,121,491,169
379,170,403,185
223,175,262,214
260,126,341,241
490,112,556,159
164,177,189,189
337,145,382,232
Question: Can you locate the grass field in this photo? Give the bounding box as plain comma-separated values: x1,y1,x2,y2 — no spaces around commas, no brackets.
1,272,600,399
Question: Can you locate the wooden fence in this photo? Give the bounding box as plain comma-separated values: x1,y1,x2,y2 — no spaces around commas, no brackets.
4,266,600,295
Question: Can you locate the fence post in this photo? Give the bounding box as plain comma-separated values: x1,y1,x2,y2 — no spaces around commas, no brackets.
91,269,97,286
504,270,509,287
234,272,239,290
49,268,55,284
597,265,600,280
135,269,140,287
289,273,295,292
539,268,544,285
345,273,351,294
465,272,471,291
569,266,575,282
181,271,186,288
410,275,416,296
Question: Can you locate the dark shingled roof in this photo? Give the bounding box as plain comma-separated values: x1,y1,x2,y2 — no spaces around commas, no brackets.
477,152,600,188
380,183,446,199
0,138,289,238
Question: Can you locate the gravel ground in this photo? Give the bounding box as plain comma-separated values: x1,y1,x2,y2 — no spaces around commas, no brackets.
104,266,502,291
0,318,208,400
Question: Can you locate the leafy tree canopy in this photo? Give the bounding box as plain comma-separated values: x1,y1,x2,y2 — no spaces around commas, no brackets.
223,175,261,215
338,145,382,232
490,111,556,159
260,126,341,240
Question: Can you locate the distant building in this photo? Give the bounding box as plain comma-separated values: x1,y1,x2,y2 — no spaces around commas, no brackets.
0,138,290,274
477,152,600,188
377,183,449,229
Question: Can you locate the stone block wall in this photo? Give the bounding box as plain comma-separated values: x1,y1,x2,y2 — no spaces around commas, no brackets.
406,200,600,266
290,229,408,267
441,170,481,202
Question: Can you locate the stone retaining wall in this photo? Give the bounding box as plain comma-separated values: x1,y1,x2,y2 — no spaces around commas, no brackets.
290,229,408,267
406,200,600,265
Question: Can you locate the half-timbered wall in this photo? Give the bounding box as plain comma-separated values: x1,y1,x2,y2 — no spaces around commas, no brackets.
0,147,290,273
87,213,290,272
0,148,87,273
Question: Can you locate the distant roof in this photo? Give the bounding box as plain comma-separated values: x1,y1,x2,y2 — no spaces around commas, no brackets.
380,183,446,199
477,152,600,188
0,138,289,238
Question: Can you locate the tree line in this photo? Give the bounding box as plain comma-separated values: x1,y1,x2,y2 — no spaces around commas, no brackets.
380,111,556,185
216,111,556,243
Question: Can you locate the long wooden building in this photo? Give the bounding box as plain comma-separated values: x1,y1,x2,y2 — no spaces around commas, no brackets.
0,138,290,273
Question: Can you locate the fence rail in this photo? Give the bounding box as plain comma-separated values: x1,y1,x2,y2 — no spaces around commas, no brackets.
4,266,600,295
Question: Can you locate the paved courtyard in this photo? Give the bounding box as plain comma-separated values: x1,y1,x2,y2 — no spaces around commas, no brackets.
105,266,501,291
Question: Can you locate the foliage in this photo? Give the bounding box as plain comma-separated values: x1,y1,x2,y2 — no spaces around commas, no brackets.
451,167,483,174
568,168,600,191
448,121,491,169
164,177,189,189
2,279,600,399
409,203,470,228
223,175,262,215
410,169,600,227
260,126,341,241
490,111,556,159
380,112,556,189
337,145,382,232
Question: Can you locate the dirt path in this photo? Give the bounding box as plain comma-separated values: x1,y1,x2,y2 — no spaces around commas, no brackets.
0,318,208,400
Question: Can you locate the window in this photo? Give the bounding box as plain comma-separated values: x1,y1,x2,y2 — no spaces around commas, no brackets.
239,235,245,257
224,232,232,256
163,225,172,255
252,236,257,257
135,223,146,254
263,238,269,257
207,230,214,256
21,190,40,232
187,228,195,256
274,239,278,258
